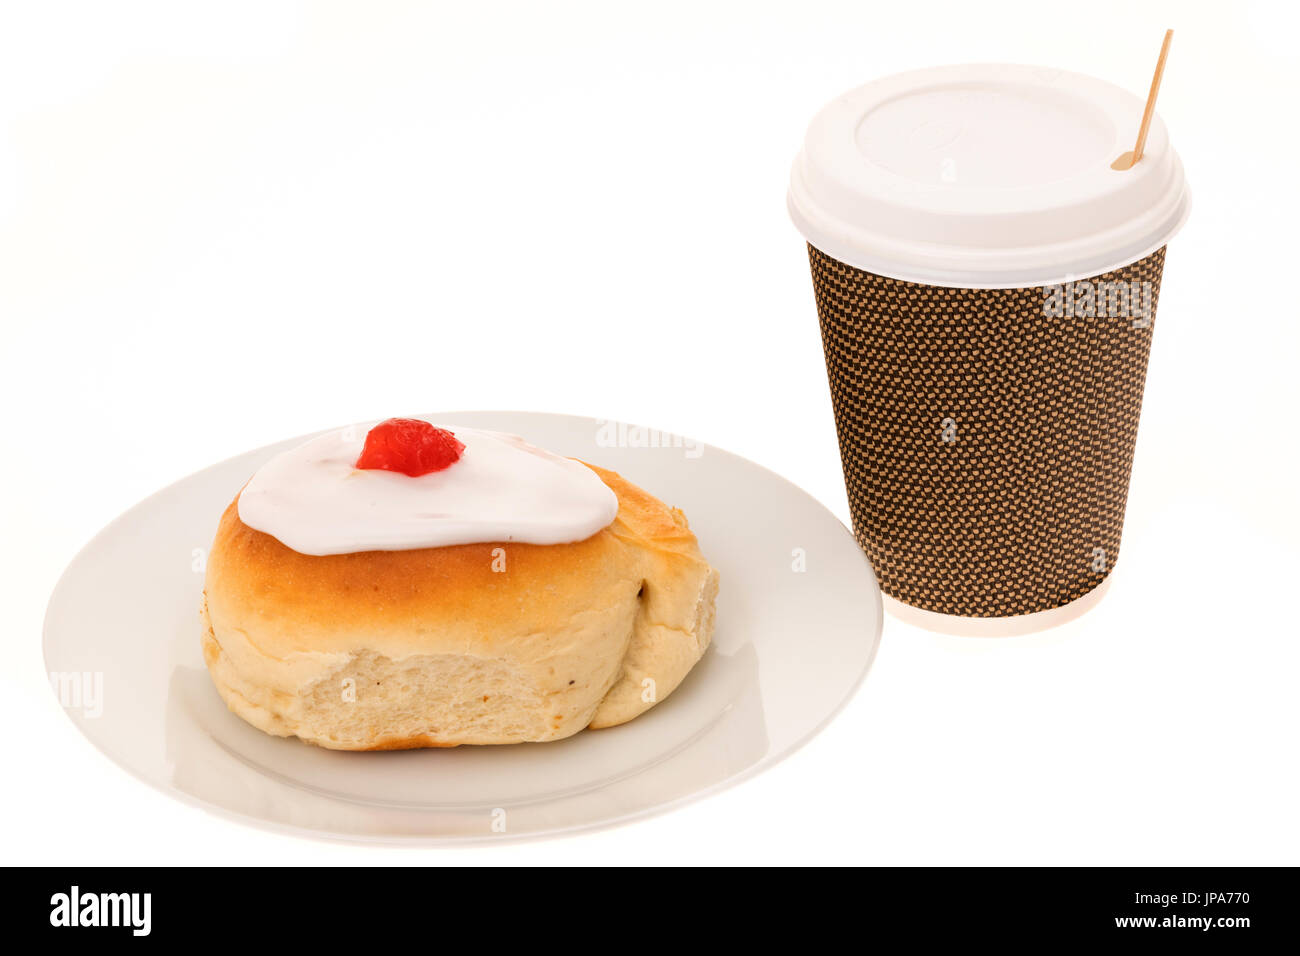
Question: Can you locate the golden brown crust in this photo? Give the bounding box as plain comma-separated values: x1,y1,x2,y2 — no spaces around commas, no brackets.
201,461,718,748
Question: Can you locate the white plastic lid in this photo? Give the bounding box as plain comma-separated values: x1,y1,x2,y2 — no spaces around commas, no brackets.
788,64,1190,288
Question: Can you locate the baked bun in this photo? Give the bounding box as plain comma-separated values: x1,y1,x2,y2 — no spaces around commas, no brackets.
201,463,718,749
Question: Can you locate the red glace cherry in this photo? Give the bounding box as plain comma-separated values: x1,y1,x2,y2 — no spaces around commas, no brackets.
355,418,465,476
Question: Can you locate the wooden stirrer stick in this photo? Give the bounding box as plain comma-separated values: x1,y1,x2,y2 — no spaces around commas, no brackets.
1111,29,1174,171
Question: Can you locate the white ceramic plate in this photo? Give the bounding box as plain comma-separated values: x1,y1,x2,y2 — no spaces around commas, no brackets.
44,411,882,844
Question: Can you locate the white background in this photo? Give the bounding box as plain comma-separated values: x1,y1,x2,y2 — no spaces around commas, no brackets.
3,0,1297,865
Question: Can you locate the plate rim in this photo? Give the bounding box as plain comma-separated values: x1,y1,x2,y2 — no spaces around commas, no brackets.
42,409,883,846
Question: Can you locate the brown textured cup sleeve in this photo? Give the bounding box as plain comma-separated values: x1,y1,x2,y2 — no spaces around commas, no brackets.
808,245,1166,618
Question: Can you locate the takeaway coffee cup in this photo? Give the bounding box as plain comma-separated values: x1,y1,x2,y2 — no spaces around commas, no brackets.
788,64,1190,635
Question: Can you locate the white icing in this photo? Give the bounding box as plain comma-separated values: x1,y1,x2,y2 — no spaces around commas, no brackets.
237,423,619,555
